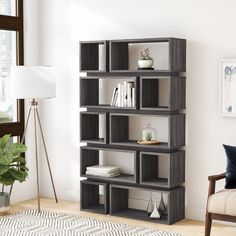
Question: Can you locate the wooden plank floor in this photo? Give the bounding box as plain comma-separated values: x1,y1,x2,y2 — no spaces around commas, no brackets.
0,198,235,236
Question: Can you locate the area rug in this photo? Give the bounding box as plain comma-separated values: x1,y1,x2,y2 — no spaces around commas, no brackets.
0,209,182,236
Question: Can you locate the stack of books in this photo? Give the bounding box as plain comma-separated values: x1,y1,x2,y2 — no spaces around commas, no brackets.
110,81,135,108
86,165,120,177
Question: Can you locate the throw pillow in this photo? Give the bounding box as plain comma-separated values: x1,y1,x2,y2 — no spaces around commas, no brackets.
223,144,236,189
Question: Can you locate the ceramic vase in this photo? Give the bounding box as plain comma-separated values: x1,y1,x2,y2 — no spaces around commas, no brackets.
138,59,154,68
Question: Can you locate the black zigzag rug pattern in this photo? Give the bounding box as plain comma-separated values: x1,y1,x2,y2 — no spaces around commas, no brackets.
0,209,183,236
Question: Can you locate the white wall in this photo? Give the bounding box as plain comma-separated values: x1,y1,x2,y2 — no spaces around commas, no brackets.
37,0,236,220
10,0,40,203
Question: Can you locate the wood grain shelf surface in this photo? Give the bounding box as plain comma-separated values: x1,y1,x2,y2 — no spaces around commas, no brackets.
82,174,135,184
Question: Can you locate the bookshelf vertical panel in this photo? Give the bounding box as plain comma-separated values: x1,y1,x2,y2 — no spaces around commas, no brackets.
169,114,185,148
110,186,128,213
110,42,129,71
80,112,107,144
110,115,129,143
169,151,185,187
80,148,99,176
169,39,186,72
80,78,99,106
170,77,186,111
169,187,185,224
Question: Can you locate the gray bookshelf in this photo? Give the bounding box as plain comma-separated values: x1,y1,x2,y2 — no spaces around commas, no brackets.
80,37,186,225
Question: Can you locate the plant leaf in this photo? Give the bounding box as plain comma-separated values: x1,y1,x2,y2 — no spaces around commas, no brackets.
13,156,26,165
9,169,27,182
11,143,27,156
0,172,15,186
0,134,11,149
0,153,14,165
0,164,9,175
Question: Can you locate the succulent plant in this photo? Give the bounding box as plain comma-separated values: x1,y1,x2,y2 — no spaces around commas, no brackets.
138,48,153,60
146,132,152,141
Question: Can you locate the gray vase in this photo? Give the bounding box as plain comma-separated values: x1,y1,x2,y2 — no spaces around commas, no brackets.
0,192,10,212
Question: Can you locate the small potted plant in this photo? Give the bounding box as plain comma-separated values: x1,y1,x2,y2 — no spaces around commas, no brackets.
0,134,29,212
138,48,154,69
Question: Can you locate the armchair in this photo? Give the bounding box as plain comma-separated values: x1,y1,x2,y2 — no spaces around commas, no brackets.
205,173,236,236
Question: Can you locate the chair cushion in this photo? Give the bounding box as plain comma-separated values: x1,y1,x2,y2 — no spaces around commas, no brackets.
208,189,236,216
223,144,236,189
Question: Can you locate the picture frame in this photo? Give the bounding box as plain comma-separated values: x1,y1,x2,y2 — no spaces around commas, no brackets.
219,59,236,117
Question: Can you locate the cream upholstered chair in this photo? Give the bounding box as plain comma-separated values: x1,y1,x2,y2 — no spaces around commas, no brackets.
205,173,236,236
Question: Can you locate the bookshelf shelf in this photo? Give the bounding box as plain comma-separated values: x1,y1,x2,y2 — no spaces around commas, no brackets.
80,180,109,214
80,41,109,72
80,146,138,184
79,37,186,224
80,77,138,109
110,113,185,150
110,184,185,225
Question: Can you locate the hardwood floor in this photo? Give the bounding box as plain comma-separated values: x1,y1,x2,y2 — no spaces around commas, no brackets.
0,198,235,236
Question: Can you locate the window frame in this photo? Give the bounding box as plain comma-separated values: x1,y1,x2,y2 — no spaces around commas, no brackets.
0,0,24,140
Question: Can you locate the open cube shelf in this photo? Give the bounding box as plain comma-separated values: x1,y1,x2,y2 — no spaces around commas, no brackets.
140,76,186,111
80,111,108,144
110,184,185,225
80,180,109,214
80,41,109,72
80,146,138,184
140,151,185,188
80,76,138,109
110,38,186,73
110,113,185,150
79,37,186,224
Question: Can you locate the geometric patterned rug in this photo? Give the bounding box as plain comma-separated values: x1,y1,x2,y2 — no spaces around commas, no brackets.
0,209,183,236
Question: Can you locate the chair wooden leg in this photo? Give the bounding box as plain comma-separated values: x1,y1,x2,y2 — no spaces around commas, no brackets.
205,212,212,236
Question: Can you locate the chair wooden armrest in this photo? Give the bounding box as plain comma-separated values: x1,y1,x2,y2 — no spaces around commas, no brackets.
207,173,226,197
208,173,226,182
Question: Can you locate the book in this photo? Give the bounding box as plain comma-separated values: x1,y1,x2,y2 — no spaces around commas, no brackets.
120,84,124,107
127,82,134,107
117,83,121,107
113,90,118,107
111,82,135,108
110,87,118,106
86,171,120,177
86,165,120,173
123,82,127,107
132,87,135,107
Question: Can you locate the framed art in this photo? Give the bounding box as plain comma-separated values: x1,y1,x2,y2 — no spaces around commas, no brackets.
220,59,236,117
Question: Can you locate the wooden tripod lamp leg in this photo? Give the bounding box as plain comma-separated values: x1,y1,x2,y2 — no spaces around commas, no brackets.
34,107,41,213
35,108,58,203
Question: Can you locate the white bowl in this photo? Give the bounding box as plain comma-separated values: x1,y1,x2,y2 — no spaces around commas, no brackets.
138,59,154,68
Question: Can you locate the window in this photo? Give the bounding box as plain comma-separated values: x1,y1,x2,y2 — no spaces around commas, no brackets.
0,0,24,139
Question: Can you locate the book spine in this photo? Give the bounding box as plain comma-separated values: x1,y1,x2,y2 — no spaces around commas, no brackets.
113,90,118,107
132,87,135,107
117,83,121,107
123,82,127,107
110,87,118,106
127,82,132,107
120,84,124,107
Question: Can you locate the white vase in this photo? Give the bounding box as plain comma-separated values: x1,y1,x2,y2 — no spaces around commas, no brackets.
150,200,160,219
138,59,154,68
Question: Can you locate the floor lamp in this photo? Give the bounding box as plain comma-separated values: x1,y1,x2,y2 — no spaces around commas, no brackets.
11,66,58,212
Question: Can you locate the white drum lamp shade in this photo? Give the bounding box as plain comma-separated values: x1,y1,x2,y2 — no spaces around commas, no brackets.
10,66,56,99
